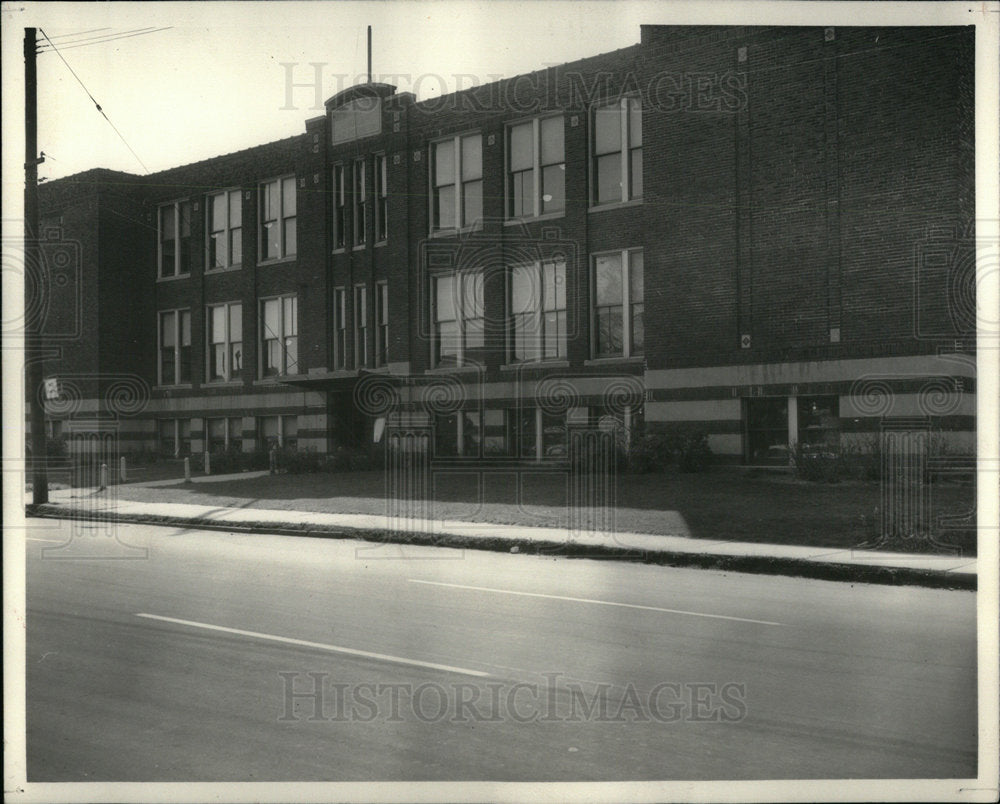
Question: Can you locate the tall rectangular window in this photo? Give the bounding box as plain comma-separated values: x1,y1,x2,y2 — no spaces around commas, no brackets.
432,134,483,232
333,287,347,369
354,285,368,367
593,97,642,205
259,177,296,261
374,154,388,242
208,416,242,452
507,116,564,219
432,270,483,367
333,165,347,250
207,190,242,269
375,282,389,367
158,201,192,278
260,295,297,376
158,309,191,385
206,302,243,382
510,260,566,362
353,159,367,246
593,249,643,358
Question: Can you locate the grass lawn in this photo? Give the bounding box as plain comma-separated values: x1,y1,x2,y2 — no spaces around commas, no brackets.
109,467,977,556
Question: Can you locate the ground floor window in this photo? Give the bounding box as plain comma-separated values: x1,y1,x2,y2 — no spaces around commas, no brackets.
510,408,566,460
744,395,840,465
207,416,242,452
258,414,298,451
158,419,191,457
797,396,840,452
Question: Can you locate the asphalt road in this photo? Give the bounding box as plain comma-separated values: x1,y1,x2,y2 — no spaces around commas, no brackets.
23,517,977,782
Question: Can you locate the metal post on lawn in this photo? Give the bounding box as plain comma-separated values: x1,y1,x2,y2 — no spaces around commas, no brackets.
99,463,108,491
120,456,127,482
184,457,191,482
204,450,211,475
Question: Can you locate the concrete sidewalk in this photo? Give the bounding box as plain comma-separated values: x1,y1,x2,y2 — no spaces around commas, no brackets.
27,484,977,589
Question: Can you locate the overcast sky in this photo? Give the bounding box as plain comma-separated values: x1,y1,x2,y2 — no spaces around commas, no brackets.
2,1,987,184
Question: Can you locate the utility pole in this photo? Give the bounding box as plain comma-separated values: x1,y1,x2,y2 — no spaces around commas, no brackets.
367,25,372,83
25,27,48,504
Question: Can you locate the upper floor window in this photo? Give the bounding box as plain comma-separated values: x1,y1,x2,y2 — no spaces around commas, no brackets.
331,95,381,145
353,159,367,246
333,165,347,250
159,309,191,385
432,269,483,367
593,97,642,206
333,287,347,370
593,249,644,358
508,116,564,219
375,154,388,243
206,302,243,382
259,177,297,261
375,282,389,367
510,259,567,362
158,200,192,278
207,190,243,269
260,295,298,377
354,284,369,368
432,134,483,232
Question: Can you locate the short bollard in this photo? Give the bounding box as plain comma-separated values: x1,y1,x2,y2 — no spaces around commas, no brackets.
184,457,191,482
204,451,211,475
99,463,108,491
120,455,127,482
269,445,277,475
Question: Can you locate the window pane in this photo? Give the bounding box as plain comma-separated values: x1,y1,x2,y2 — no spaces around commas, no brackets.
231,341,243,373
462,271,483,319
210,232,226,268
284,336,298,374
510,170,532,218
463,411,482,455
596,307,623,355
461,135,482,180
434,140,455,186
180,311,191,345
594,105,621,155
229,191,242,227
595,254,623,304
435,412,459,456
541,164,565,213
511,264,536,315
437,320,459,359
265,182,279,221
630,148,643,199
230,227,242,264
434,185,456,229
160,206,176,240
509,123,533,172
629,252,644,301
628,98,643,147
282,177,296,217
179,202,192,237
631,303,644,354
263,299,280,338
435,275,455,321
211,194,226,232
462,180,482,227
465,317,484,350
540,116,564,164
210,306,226,343
229,304,242,341
283,296,297,336
161,311,175,348
283,218,296,256
596,153,622,204
211,344,226,379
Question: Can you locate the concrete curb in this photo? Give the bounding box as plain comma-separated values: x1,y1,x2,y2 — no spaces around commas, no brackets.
26,505,976,592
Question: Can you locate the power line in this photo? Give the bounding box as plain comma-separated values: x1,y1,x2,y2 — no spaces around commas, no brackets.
37,27,159,49
37,28,151,174
42,28,111,40
37,27,172,53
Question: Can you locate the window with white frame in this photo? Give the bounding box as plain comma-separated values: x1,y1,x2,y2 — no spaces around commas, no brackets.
333,287,347,369
375,282,389,367
158,309,191,385
353,159,367,245
593,249,643,358
260,295,298,376
206,302,243,382
507,116,564,219
375,154,388,242
432,270,484,367
354,285,369,367
592,97,643,205
333,165,347,250
432,134,483,232
158,200,193,278
207,189,243,269
510,259,566,362
259,176,297,261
